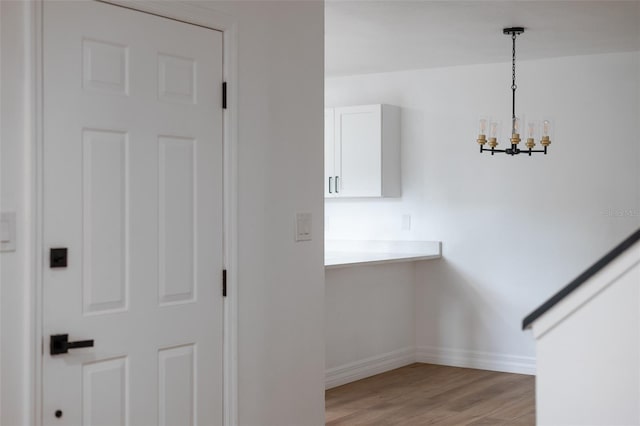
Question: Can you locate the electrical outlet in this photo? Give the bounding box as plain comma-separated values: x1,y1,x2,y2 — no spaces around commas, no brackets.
401,214,411,231
0,212,16,252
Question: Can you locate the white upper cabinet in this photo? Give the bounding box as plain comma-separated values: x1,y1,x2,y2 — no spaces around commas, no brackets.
325,108,337,197
325,104,401,198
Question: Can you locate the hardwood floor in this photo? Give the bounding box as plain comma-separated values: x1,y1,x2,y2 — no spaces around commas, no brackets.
325,363,535,425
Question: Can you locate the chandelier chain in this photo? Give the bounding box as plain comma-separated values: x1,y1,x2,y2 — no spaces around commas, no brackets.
511,32,517,126
512,33,517,91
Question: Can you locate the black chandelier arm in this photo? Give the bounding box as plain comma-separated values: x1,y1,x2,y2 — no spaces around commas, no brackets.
480,147,507,153
526,145,549,154
480,146,548,155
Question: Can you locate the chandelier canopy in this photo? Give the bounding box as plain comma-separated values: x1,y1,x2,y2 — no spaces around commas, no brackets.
477,27,553,156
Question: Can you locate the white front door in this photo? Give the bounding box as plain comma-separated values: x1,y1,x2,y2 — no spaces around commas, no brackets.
42,2,224,424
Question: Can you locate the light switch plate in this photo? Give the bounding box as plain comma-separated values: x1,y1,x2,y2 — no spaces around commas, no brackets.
295,212,312,242
1,212,17,252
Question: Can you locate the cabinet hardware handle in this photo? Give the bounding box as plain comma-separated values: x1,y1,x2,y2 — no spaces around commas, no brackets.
335,176,339,193
328,177,333,194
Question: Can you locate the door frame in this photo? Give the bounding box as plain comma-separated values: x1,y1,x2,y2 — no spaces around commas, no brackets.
30,1,239,424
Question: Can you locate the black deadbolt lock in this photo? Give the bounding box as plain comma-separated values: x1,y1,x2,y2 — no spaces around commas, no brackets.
50,248,68,268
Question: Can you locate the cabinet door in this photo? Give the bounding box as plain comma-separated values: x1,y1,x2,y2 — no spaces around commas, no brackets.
335,105,382,197
324,108,336,197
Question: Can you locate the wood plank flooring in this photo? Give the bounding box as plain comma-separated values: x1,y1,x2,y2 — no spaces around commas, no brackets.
325,363,535,425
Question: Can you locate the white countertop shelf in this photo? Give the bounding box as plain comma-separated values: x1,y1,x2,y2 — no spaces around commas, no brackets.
325,240,441,269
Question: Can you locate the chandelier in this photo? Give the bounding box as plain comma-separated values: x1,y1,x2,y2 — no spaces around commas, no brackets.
477,27,553,156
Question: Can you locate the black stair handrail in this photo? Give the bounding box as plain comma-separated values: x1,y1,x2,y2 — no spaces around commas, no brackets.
523,227,640,330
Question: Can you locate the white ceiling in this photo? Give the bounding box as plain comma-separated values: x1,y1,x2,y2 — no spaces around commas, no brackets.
325,1,640,77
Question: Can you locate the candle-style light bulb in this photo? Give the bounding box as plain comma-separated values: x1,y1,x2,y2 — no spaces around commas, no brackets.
479,118,488,135
488,121,500,148
511,115,525,136
526,121,536,149
541,119,552,146
510,115,523,145
490,122,499,137
477,117,489,146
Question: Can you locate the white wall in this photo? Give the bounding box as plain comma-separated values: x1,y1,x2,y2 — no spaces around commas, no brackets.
534,243,640,425
0,1,325,425
325,262,415,388
326,51,640,371
216,3,325,425
1,2,34,423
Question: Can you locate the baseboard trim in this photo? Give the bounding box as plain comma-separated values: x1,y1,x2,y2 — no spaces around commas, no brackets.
325,346,535,389
415,346,536,375
325,347,415,389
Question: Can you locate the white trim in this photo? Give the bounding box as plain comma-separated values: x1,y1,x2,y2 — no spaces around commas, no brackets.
0,4,2,414
220,16,239,426
326,345,536,389
32,2,239,425
98,0,236,32
415,346,536,375
32,2,44,425
531,242,640,340
325,347,415,390
0,4,2,415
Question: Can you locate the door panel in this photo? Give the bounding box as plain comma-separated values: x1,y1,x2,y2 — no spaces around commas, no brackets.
158,344,196,426
82,357,129,426
158,136,197,306
82,129,129,314
42,2,224,425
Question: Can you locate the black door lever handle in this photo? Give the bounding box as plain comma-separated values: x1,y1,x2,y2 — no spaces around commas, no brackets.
50,334,94,355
